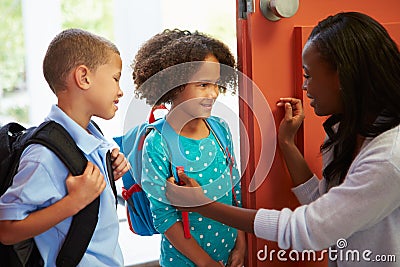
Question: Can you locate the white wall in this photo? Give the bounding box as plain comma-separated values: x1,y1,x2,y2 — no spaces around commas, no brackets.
22,0,61,125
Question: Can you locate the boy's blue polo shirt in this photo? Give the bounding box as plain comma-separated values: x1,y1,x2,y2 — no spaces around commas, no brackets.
0,105,123,267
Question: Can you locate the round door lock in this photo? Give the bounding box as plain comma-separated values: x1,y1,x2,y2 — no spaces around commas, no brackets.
260,0,299,21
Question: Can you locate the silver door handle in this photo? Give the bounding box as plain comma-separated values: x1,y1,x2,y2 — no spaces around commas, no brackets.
260,0,299,21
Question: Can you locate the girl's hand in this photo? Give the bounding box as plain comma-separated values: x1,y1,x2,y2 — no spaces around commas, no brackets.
227,248,245,267
227,230,246,267
110,148,130,180
276,98,305,145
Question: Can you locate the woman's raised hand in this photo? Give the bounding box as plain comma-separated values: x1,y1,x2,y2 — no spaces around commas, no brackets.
276,98,305,145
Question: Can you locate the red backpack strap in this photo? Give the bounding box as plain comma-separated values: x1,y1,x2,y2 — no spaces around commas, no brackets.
148,105,168,123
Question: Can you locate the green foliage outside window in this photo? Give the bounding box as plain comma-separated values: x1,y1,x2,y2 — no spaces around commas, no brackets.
0,0,24,95
61,0,114,40
0,0,113,123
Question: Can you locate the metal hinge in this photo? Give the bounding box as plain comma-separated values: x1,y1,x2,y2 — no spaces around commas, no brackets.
238,0,254,19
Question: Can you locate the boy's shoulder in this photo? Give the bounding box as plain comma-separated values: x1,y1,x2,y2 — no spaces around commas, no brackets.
20,143,66,169
10,143,68,201
0,120,85,200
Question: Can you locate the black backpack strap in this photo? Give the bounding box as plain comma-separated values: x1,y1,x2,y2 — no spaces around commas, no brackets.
90,120,117,206
106,151,118,207
29,121,88,176
28,121,100,267
56,200,100,267
90,120,103,135
89,120,117,205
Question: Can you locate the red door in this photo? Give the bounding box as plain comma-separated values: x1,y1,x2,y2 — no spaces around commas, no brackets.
236,1,400,266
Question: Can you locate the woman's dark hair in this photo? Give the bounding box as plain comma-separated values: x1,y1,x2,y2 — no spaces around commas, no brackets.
132,29,237,106
308,12,400,184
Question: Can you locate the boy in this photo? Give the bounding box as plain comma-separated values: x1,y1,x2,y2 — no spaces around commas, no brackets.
0,28,129,266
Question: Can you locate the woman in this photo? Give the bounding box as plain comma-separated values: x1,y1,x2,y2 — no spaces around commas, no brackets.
166,12,400,266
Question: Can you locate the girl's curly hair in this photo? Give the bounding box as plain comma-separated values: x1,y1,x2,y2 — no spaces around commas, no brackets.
132,29,237,106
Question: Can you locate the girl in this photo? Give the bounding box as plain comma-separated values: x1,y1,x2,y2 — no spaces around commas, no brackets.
132,29,246,267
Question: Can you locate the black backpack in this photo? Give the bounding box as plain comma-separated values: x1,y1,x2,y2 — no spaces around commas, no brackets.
0,120,115,267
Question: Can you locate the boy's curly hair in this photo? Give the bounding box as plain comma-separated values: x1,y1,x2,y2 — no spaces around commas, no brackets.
132,29,237,106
